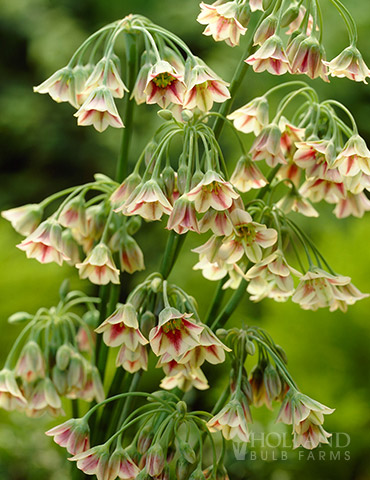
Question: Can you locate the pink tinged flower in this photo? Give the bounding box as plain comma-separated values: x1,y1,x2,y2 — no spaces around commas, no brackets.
246,35,290,75
84,56,128,98
62,229,81,266
288,36,329,81
178,327,231,368
110,232,145,274
0,368,27,411
333,134,370,177
1,203,43,236
17,219,69,266
207,398,251,442
198,208,233,236
167,194,200,234
74,86,124,132
78,366,105,404
253,15,277,45
149,307,204,360
279,118,306,160
110,173,142,210
116,344,148,373
160,365,209,391
249,0,263,11
193,255,228,282
25,377,63,417
69,446,110,478
46,418,90,455
324,46,370,83
285,6,314,36
230,157,268,193
95,303,148,349
123,180,173,221
344,172,370,195
192,235,224,264
16,341,45,383
293,140,339,180
228,97,269,136
183,63,230,112
329,282,369,313
293,415,332,450
59,196,87,235
187,171,240,213
76,243,120,285
299,178,346,204
250,124,286,168
144,60,185,108
334,192,370,219
146,444,165,476
277,192,319,218
197,2,247,47
72,64,94,106
33,66,79,108
131,58,153,105
108,446,140,480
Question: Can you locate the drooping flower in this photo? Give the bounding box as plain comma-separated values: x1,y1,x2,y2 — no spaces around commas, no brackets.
149,307,204,360
58,196,87,235
46,418,90,455
17,219,69,266
16,341,45,383
193,255,228,281
74,86,124,132
197,2,247,47
84,56,128,98
324,46,370,83
227,97,269,135
33,66,79,108
198,208,234,236
277,191,319,218
293,140,339,178
250,124,286,167
76,243,120,285
253,15,278,46
108,446,140,480
0,368,27,412
110,173,142,209
1,204,43,236
288,35,328,81
246,35,290,75
146,444,165,477
183,62,230,112
299,178,346,204
116,344,148,373
187,171,240,213
160,364,209,391
230,156,268,192
279,117,306,161
144,60,186,108
95,303,148,349
123,180,173,221
25,377,64,417
207,396,251,442
333,192,370,219
167,194,200,234
69,445,110,478
333,134,370,177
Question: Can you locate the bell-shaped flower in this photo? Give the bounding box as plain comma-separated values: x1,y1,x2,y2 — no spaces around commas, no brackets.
333,134,370,177
207,396,251,442
146,444,165,477
324,46,370,83
279,117,306,161
199,208,234,236
149,307,204,360
197,1,247,47
193,255,228,282
84,56,128,98
144,60,185,108
77,366,105,404
246,35,290,75
46,418,90,455
116,344,148,373
131,56,154,105
249,0,263,11
123,180,173,221
183,62,230,112
110,231,145,274
294,139,339,179
227,97,269,135
72,64,94,106
293,413,332,450
253,15,278,46
95,303,148,349
108,446,140,480
17,219,69,266
25,377,64,417
76,243,120,285
250,124,286,167
167,194,200,234
111,172,142,209
230,156,268,192
58,196,87,235
2,203,43,236
160,365,209,391
187,171,240,213
69,445,110,479
329,281,369,313
299,178,346,204
334,192,370,219
192,235,224,265
0,368,27,411
16,341,45,383
285,6,314,36
344,171,370,195
33,66,79,108
74,86,124,132
277,191,319,217
288,36,329,81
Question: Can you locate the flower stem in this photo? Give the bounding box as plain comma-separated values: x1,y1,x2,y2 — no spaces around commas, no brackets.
210,279,247,331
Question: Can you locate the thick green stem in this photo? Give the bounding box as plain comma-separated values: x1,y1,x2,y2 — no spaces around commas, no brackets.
205,278,227,325
211,279,247,331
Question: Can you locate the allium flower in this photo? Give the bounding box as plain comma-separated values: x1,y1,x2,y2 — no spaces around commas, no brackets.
193,255,228,281
149,307,204,360
249,0,263,11
227,97,269,135
123,180,173,221
0,368,27,411
84,56,128,98
279,118,305,161
58,196,87,235
333,134,370,177
293,412,332,449
17,219,69,266
110,172,142,209
207,397,251,442
33,66,79,108
192,235,224,264
183,62,230,111
299,178,345,204
76,243,120,285
1,204,43,236
69,445,110,478
167,194,200,234
344,171,370,195
74,86,124,132
324,46,370,83
178,327,231,367
146,444,165,476
277,192,319,218
220,209,278,264
288,36,328,81
72,64,94,106
253,15,277,46
246,35,290,75
160,365,209,391
46,418,90,455
198,208,233,236
230,156,268,192
108,446,140,480
187,171,239,213
197,2,247,47
144,60,186,108
250,124,286,167
95,303,148,349
131,56,153,105
25,377,64,417
294,140,338,177
333,192,370,219
285,6,314,36
16,341,45,382
116,344,148,373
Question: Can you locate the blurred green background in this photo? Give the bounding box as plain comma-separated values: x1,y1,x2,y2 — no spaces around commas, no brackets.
0,0,370,479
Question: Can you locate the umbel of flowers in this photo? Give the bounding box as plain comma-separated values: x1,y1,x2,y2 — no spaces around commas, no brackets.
1,1,370,479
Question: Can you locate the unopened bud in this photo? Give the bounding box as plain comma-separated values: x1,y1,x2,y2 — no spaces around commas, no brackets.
146,444,165,476
157,109,174,121
56,345,72,371
275,345,288,364
181,109,193,122
246,339,256,355
280,4,300,27
176,457,194,480
140,311,156,338
263,364,282,400
126,215,142,235
162,165,176,198
8,311,33,324
137,424,154,454
177,164,188,195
